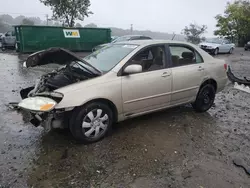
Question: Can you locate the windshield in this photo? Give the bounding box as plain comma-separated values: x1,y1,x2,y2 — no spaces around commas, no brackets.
82,44,138,72
71,61,100,76
205,38,221,44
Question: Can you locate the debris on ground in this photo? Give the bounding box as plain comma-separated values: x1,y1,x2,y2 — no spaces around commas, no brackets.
233,158,250,175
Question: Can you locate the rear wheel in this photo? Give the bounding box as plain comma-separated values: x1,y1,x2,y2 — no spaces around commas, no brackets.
192,84,216,112
70,102,113,144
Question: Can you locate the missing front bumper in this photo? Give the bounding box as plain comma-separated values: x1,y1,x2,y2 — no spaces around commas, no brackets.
29,111,67,131
7,103,68,131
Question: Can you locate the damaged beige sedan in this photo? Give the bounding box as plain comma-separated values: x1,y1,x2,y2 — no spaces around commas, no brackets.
16,40,228,143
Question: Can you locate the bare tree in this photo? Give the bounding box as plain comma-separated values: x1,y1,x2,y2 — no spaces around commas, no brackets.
183,23,207,44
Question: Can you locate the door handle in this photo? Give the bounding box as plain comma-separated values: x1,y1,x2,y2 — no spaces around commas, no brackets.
198,66,204,71
161,72,171,77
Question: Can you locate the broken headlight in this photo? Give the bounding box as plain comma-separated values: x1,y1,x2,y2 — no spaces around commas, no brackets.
18,96,57,112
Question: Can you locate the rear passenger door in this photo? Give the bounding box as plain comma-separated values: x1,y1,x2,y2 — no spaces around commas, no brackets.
168,44,205,105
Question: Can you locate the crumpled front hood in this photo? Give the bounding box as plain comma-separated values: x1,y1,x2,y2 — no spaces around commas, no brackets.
24,47,101,75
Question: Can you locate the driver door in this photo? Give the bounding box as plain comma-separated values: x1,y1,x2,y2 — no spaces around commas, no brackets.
121,45,172,116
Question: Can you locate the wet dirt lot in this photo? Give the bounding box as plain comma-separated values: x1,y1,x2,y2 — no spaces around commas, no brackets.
0,49,250,188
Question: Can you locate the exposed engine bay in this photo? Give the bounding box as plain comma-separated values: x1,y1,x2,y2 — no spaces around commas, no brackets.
8,48,102,130
20,63,95,99
20,47,101,99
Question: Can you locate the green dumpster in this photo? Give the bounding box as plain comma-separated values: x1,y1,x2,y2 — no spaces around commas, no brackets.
14,25,111,53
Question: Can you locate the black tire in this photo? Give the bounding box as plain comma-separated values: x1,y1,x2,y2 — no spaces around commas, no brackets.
192,84,216,113
1,43,5,51
15,43,19,52
245,48,248,51
69,102,113,144
228,48,234,54
213,48,219,55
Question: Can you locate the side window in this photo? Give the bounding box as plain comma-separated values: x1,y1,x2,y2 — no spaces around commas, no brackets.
169,45,202,67
129,45,165,72
195,51,203,63
5,31,11,36
139,36,152,40
130,37,139,40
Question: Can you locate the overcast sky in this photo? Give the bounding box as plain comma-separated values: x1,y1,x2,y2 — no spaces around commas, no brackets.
0,0,232,36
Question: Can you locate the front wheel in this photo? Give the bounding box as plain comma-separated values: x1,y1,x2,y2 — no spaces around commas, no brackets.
213,48,219,55
228,48,234,54
192,84,216,112
69,102,113,144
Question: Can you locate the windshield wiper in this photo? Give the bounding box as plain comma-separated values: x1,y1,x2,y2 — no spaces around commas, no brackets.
77,61,102,76
80,59,102,75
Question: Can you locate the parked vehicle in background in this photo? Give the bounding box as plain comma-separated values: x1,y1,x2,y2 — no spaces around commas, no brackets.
16,40,228,143
199,38,235,55
1,31,16,49
111,36,118,42
92,35,152,51
244,41,250,51
0,33,3,48
0,33,3,41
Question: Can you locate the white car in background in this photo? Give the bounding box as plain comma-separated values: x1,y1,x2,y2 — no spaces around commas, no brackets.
199,38,235,55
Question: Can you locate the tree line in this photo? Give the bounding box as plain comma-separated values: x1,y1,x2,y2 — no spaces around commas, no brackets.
183,0,250,46
2,0,249,46
214,0,250,46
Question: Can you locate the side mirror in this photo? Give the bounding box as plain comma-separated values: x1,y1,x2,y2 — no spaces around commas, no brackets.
124,64,142,75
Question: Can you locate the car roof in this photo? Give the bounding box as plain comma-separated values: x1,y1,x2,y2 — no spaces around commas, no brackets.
115,39,191,46
119,35,149,38
114,39,215,60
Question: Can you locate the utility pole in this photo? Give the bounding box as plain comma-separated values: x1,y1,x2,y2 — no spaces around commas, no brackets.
130,24,133,34
172,32,176,40
46,14,49,26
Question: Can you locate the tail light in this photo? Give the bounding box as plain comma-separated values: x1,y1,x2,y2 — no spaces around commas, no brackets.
224,63,228,71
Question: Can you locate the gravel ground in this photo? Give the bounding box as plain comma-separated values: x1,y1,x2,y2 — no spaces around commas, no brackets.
0,48,249,188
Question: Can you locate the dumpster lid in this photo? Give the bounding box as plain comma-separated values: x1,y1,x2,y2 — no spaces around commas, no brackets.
24,48,102,75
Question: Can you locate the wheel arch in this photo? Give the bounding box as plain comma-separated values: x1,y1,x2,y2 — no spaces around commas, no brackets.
78,98,118,123
200,79,217,92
